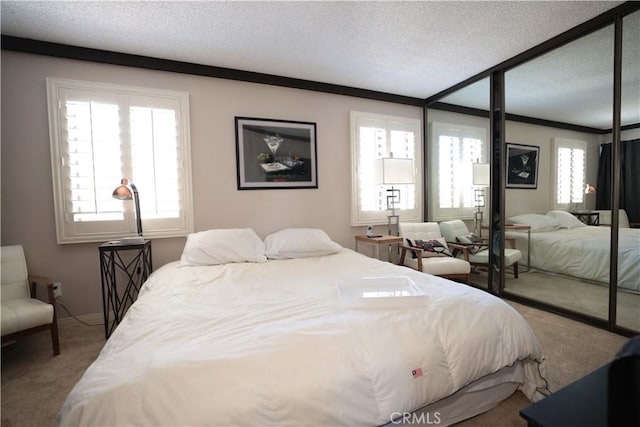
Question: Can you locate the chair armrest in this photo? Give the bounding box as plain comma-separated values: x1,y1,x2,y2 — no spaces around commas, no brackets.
399,244,423,255
28,275,56,303
399,244,425,271
446,243,472,261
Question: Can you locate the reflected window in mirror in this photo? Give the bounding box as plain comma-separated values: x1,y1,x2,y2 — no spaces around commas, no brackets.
430,122,488,221
553,137,587,211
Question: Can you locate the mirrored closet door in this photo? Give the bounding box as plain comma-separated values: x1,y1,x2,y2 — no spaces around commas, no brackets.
503,23,615,324
615,9,640,333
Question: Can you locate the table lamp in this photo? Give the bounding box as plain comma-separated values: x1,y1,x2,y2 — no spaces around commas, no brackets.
112,178,145,244
473,162,490,236
375,157,414,235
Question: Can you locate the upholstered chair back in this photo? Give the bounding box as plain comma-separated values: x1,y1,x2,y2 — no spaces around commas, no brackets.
438,220,470,243
399,222,443,242
1,245,31,301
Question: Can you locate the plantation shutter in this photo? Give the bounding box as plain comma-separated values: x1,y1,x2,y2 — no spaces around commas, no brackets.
48,78,193,243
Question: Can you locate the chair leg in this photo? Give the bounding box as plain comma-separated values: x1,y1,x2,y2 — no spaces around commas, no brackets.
51,322,60,356
51,304,60,356
513,262,519,279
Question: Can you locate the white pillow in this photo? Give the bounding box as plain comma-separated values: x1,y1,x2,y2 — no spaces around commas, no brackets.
506,213,560,232
264,228,342,259
180,228,267,266
546,210,587,229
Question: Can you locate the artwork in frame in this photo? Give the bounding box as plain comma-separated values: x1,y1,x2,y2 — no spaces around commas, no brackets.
235,117,318,190
506,143,539,189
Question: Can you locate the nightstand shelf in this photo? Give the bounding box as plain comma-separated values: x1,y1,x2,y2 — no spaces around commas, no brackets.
99,240,152,339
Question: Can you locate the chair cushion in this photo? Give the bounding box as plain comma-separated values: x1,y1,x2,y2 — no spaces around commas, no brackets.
404,256,471,276
1,299,53,336
464,247,523,267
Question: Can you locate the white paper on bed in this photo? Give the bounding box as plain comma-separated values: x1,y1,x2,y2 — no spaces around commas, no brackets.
507,226,640,292
56,249,545,426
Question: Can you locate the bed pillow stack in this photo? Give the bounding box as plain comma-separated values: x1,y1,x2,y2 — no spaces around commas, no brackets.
180,228,267,266
546,210,587,229
179,227,344,265
264,228,342,259
506,213,560,232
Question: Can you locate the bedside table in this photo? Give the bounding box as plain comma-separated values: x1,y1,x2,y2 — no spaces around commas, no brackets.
570,211,600,225
99,240,152,339
355,234,403,263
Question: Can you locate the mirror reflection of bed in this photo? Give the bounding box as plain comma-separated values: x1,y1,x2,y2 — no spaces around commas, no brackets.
500,211,640,332
430,9,639,334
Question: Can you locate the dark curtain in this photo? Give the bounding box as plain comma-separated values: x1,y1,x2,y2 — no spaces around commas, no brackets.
596,138,640,224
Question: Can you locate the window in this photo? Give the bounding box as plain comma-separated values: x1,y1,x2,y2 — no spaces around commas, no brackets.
350,111,421,226
553,137,586,209
47,78,194,243
429,122,487,221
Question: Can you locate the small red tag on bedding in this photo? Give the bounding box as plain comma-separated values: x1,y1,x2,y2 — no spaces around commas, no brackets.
412,368,423,378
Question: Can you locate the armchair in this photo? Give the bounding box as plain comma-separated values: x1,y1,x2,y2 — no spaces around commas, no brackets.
439,220,523,278
398,222,471,284
1,245,60,356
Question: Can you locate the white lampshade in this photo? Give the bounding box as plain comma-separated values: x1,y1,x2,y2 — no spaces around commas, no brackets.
375,158,414,185
472,163,490,186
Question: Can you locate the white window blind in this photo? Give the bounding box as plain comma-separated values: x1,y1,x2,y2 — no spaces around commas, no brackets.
430,122,487,221
350,111,422,226
553,137,586,209
47,78,194,244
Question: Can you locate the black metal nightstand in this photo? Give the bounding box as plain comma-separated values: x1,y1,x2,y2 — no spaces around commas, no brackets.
570,211,600,226
99,240,152,339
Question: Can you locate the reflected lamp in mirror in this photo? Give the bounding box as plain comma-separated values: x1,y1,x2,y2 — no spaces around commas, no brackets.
375,157,414,235
472,162,490,235
112,178,144,244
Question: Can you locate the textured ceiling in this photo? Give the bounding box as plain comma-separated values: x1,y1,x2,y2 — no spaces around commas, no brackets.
1,1,635,128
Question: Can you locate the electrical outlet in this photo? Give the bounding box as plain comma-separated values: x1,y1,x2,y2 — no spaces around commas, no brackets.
52,282,62,298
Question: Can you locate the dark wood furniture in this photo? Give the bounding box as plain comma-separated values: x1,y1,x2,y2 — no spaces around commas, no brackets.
520,364,609,427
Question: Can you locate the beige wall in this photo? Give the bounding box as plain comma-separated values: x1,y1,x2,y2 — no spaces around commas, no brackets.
1,50,422,317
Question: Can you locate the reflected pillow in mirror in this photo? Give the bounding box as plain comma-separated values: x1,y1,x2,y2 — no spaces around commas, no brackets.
546,210,587,229
507,213,560,232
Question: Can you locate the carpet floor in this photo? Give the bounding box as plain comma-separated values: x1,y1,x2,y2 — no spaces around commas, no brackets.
1,301,630,426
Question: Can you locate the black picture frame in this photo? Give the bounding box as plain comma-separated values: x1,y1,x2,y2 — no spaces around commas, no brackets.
506,143,539,189
235,117,318,190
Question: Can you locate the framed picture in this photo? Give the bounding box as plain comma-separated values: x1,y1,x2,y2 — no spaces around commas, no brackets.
235,117,318,190
506,143,539,189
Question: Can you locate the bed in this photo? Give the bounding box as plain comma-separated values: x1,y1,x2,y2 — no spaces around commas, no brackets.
506,211,640,292
56,228,547,426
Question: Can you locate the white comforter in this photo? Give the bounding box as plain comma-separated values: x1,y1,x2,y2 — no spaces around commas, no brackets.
508,226,640,292
57,249,544,426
